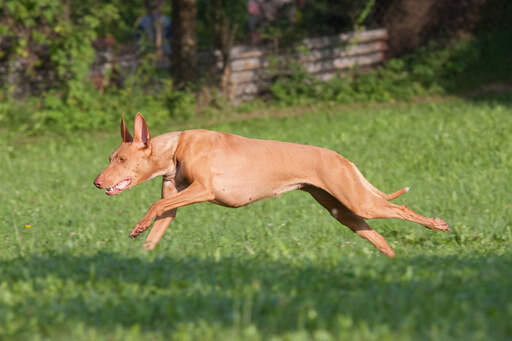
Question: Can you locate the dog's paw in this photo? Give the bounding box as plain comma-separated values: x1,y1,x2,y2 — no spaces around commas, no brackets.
429,217,450,232
129,223,148,239
129,230,140,239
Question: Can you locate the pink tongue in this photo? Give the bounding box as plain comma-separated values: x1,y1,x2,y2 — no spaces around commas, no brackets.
116,179,130,190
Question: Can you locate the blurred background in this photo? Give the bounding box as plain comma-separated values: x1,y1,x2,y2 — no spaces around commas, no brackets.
0,0,511,134
1,3,512,340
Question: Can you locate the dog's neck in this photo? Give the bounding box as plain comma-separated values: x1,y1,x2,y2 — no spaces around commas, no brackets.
148,132,182,180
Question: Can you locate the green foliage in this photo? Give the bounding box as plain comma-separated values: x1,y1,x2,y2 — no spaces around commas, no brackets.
299,0,380,38
94,0,164,42
1,0,510,135
1,98,512,340
269,63,318,105
270,30,512,105
0,0,202,135
0,0,119,97
163,82,197,121
269,54,434,106
197,0,248,49
0,75,198,135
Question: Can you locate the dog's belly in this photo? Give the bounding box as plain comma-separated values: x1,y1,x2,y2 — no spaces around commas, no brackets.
211,178,304,208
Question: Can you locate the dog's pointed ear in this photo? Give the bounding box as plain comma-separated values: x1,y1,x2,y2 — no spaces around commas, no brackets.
120,116,133,143
133,112,151,148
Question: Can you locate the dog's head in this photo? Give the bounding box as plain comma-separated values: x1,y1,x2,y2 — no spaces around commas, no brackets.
93,113,156,195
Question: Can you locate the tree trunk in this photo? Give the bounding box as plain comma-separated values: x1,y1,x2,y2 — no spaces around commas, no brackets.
171,0,198,86
210,0,238,98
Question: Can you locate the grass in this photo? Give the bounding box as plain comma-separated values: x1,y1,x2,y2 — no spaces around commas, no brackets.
1,96,511,340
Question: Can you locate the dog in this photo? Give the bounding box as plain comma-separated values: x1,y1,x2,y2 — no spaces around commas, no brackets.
93,113,449,257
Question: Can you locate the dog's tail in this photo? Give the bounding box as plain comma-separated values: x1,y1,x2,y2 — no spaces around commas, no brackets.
383,187,410,200
347,160,410,201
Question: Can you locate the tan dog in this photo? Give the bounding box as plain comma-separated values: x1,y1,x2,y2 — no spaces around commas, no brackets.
94,113,449,257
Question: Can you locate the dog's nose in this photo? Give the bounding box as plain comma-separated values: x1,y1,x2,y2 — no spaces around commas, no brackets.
93,175,103,188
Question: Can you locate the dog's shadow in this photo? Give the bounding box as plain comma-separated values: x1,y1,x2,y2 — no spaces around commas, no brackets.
2,251,511,338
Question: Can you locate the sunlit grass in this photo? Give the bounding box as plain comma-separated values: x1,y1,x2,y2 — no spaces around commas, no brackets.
1,96,511,340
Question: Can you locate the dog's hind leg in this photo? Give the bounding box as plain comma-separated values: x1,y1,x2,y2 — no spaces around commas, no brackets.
303,186,395,257
317,154,449,233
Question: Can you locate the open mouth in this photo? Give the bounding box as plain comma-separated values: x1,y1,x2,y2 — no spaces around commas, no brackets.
105,178,132,196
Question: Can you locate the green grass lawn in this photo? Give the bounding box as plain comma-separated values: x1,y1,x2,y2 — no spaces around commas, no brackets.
1,97,511,340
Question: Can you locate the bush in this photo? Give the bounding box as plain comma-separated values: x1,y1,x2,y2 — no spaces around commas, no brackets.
0,75,198,135
2,28,510,136
269,30,512,105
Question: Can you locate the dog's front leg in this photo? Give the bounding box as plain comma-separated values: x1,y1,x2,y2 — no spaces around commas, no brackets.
130,182,214,238
139,178,179,250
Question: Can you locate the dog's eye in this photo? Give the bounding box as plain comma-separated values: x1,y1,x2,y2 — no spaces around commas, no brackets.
119,156,126,162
